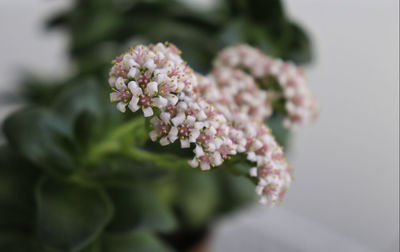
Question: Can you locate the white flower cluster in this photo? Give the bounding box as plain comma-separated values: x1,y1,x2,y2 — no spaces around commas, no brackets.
208,67,272,123
196,71,292,205
215,44,318,129
109,42,302,205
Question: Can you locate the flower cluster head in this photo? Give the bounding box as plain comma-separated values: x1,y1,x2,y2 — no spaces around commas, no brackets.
108,42,316,206
215,44,318,129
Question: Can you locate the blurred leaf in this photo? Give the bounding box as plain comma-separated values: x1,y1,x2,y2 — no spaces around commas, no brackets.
22,76,67,106
76,240,101,252
246,0,286,30
267,114,290,148
219,18,281,56
84,155,168,185
215,169,256,212
177,171,219,227
103,231,172,252
36,177,113,252
52,79,103,124
0,146,38,233
73,111,98,151
0,233,38,252
3,108,76,176
73,11,121,54
282,22,313,64
106,183,176,233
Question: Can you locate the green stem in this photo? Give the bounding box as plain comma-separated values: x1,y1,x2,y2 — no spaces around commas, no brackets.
122,147,190,170
84,117,189,170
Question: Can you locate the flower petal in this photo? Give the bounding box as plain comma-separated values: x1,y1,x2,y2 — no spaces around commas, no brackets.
168,127,178,143
188,158,199,168
160,112,171,122
152,96,167,109
171,113,185,126
128,98,140,112
116,77,126,90
194,145,204,157
160,136,170,146
128,81,142,96
166,94,178,105
110,92,120,102
127,68,137,79
200,161,210,170
180,139,190,148
149,130,158,141
116,102,127,113
108,76,117,87
189,129,200,142
142,107,153,117
146,82,158,96
249,167,258,177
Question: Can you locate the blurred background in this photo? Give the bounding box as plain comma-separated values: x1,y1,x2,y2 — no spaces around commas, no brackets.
0,0,398,252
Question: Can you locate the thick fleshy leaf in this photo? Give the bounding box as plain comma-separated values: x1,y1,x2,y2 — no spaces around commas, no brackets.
282,22,313,64
76,240,101,252
0,233,38,252
103,231,172,252
36,177,113,252
3,108,75,175
267,114,290,148
106,183,176,233
177,171,219,227
215,169,256,212
52,80,102,124
0,146,39,233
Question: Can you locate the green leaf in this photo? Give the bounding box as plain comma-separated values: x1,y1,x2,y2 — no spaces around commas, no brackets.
0,233,38,252
73,111,98,151
219,18,281,57
3,108,76,175
0,145,39,232
282,22,313,64
103,231,172,252
177,171,219,227
52,79,103,124
267,114,290,148
36,177,113,252
106,183,176,233
215,169,256,212
76,240,101,252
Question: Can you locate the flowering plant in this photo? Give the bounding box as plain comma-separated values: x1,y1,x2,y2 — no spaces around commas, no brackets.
108,42,317,206
0,1,317,251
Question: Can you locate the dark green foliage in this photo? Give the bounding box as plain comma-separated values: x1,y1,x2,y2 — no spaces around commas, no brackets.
106,183,177,233
3,108,76,176
102,231,173,252
36,177,114,252
0,0,312,251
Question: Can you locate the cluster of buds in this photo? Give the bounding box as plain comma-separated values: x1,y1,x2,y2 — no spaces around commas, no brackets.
109,43,238,172
215,44,318,129
207,67,272,122
108,42,315,205
196,71,292,204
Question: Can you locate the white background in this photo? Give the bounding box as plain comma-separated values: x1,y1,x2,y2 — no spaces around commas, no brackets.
0,0,398,251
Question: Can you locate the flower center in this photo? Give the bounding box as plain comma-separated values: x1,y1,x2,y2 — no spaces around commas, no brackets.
197,133,211,144
139,95,152,107
119,90,132,103
167,105,177,117
258,165,273,177
178,124,190,138
255,144,268,155
158,123,170,135
262,184,277,195
218,145,232,159
138,75,149,89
